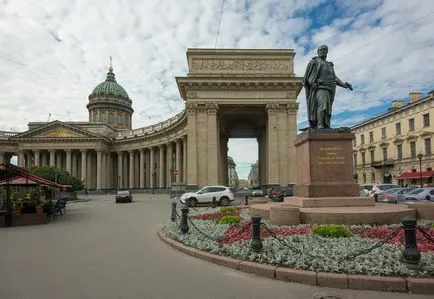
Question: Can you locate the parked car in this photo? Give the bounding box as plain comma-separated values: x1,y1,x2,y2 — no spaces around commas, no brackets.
179,185,234,207
401,188,434,201
369,184,400,201
377,188,405,203
271,187,294,202
115,190,132,203
250,186,264,197
359,184,374,197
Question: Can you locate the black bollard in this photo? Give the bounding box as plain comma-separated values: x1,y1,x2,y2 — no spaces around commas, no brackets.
402,216,421,264
185,197,190,208
245,195,249,206
180,206,189,234
212,196,216,208
170,201,177,222
251,215,263,252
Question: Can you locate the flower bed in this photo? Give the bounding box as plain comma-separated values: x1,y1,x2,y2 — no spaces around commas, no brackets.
162,207,434,277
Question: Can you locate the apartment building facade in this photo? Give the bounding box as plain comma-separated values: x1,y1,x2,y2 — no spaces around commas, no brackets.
352,91,434,187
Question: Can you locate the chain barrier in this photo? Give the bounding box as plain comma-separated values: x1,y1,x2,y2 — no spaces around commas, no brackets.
342,227,403,260
417,227,434,243
218,222,252,243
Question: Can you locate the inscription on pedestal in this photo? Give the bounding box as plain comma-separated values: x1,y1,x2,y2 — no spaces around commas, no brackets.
318,147,346,165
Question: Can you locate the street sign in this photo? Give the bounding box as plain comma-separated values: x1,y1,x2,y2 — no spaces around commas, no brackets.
173,169,179,175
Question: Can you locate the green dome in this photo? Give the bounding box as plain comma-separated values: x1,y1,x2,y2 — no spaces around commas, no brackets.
90,71,130,100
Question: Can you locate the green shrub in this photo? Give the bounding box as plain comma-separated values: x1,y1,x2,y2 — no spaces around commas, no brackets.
218,215,241,226
312,224,352,238
220,207,237,214
432,223,434,229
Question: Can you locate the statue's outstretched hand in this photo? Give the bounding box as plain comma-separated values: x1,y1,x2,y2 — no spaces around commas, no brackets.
345,82,353,91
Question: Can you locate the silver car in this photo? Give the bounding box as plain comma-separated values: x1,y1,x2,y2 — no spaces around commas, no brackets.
378,188,416,203
179,185,234,207
401,188,434,201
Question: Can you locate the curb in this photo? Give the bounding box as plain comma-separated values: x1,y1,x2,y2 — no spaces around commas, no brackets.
157,228,434,295
68,198,91,203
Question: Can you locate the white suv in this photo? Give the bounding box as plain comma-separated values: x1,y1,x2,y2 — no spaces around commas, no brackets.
179,185,234,207
369,183,400,201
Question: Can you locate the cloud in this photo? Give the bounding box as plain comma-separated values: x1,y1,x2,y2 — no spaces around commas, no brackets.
0,0,433,171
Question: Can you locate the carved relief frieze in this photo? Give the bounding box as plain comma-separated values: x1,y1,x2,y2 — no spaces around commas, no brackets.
187,91,198,99
286,102,299,113
190,59,290,74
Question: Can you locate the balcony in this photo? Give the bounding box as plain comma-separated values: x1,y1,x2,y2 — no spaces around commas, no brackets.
371,159,394,168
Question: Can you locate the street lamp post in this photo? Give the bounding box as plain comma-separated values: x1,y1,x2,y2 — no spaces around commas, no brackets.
417,152,423,187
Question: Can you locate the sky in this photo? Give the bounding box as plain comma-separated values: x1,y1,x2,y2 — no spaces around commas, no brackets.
1,0,434,179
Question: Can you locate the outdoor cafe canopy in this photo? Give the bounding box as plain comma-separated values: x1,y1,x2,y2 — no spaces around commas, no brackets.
0,163,71,190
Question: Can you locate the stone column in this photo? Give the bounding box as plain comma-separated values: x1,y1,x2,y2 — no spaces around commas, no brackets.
206,103,219,185
49,150,55,167
17,150,25,167
66,149,72,174
186,103,197,187
139,149,145,189
182,137,187,183
117,151,123,189
266,103,279,185
107,153,112,189
166,142,173,188
72,151,77,177
0,151,4,164
149,147,155,188
277,104,289,185
129,150,134,189
175,139,182,183
80,149,87,188
287,103,299,185
34,150,40,167
159,145,165,188
96,150,102,189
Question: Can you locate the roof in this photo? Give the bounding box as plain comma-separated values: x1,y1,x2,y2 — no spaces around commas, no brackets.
397,171,434,180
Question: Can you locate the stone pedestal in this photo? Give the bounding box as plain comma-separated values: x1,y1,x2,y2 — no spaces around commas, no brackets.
294,129,359,198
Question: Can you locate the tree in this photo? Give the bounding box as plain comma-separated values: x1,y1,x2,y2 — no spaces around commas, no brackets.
26,166,84,191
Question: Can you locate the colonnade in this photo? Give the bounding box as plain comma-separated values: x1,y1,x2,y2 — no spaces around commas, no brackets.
0,136,187,190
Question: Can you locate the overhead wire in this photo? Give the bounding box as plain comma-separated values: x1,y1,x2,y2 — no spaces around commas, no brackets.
214,0,225,48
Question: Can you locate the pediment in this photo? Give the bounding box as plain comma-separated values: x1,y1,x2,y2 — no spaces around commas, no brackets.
11,121,102,140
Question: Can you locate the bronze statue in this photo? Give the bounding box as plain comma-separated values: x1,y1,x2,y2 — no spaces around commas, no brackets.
303,45,353,129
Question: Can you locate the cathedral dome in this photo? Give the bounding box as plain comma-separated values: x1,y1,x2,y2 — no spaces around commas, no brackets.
89,71,130,101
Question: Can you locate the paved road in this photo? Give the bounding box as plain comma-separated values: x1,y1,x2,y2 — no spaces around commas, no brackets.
1,195,433,299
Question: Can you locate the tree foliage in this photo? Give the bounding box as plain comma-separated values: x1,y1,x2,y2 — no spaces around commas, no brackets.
26,166,84,191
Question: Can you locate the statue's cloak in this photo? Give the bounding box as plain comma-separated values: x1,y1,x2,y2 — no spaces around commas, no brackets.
303,57,322,125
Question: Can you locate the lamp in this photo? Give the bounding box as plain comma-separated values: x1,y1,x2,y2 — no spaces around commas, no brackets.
417,152,423,187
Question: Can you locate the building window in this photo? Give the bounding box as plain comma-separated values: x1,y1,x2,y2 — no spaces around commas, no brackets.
381,127,386,139
423,113,430,127
362,173,367,184
382,147,388,161
409,118,415,131
361,152,366,166
118,114,122,124
353,138,356,147
360,134,365,145
425,138,432,156
369,131,374,143
397,144,403,160
353,154,357,166
109,113,114,123
395,122,401,135
370,150,375,164
102,112,106,122
371,172,375,183
410,141,416,159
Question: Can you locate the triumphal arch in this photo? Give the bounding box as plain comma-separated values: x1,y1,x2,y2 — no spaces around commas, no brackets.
0,49,302,191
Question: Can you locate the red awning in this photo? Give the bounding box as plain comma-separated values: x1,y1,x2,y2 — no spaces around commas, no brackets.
397,171,434,180
0,163,72,189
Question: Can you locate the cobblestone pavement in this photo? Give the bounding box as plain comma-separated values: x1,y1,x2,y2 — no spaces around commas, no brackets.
0,194,432,299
